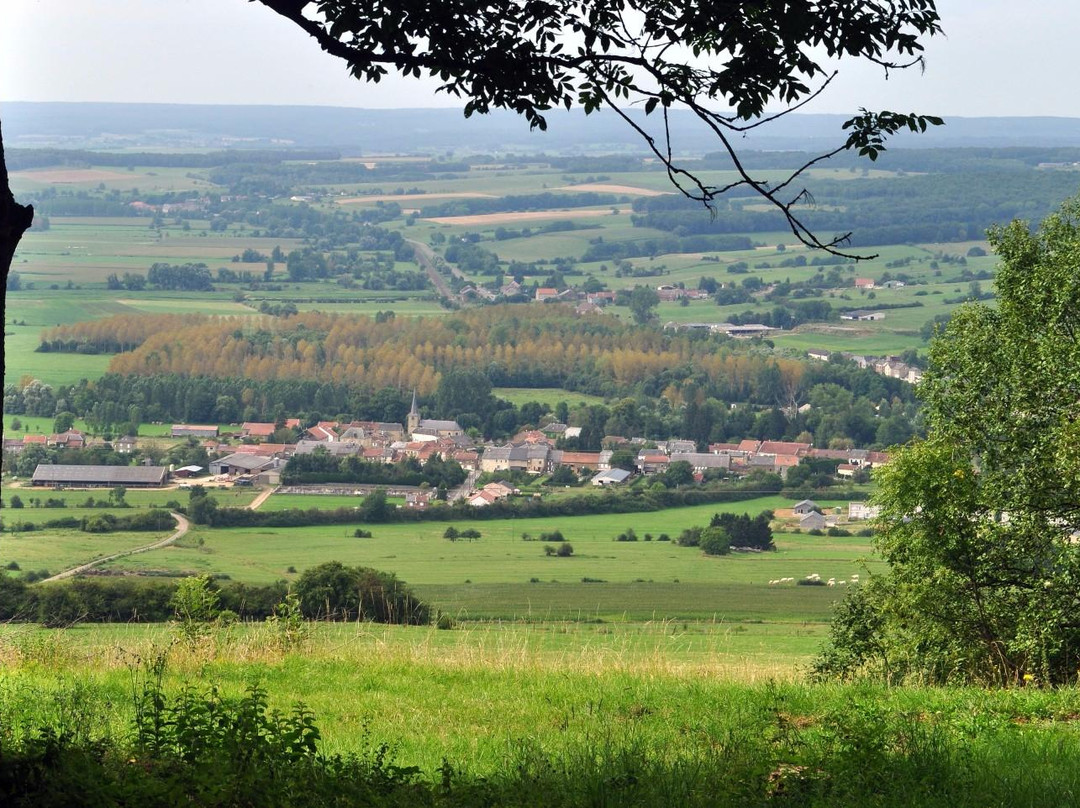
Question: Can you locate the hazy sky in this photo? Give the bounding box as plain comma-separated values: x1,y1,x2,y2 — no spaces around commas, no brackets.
2,0,1079,117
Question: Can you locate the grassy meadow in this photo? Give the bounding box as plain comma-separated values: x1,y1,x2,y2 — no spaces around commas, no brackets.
4,622,1080,807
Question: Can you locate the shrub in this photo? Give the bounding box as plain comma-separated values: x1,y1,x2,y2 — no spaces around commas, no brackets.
540,530,565,542
443,526,460,540
827,526,852,537
699,526,731,556
293,561,428,624
9,495,23,509
353,529,373,538
676,527,702,547
556,543,574,557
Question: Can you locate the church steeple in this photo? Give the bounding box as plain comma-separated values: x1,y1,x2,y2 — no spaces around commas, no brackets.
407,389,420,434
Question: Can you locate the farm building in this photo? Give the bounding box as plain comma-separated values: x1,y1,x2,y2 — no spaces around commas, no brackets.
31,464,169,488
841,310,886,321
799,512,829,531
209,453,278,476
591,468,633,486
792,499,820,515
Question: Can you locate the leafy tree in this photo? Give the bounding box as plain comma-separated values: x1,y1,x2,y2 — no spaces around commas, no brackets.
699,527,732,556
816,197,1080,686
628,286,660,325
293,561,428,623
53,411,76,434
435,366,494,420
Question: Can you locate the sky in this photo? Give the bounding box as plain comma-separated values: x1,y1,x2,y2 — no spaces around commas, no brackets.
2,0,1079,118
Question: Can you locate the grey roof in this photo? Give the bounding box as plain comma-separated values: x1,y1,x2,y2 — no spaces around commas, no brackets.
293,441,359,457
670,452,730,469
482,446,513,461
214,453,277,470
592,468,632,484
32,464,168,485
417,419,462,431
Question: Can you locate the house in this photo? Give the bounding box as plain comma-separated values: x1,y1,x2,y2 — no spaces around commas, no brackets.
854,277,875,289
114,435,137,454
669,452,730,474
880,280,906,289
31,464,169,488
172,424,219,439
591,468,633,486
479,445,513,473
799,512,829,531
551,451,602,473
534,287,560,302
792,499,820,515
807,349,831,362
636,453,670,474
482,481,516,499
468,490,499,507
848,502,881,520
664,439,697,455
48,430,86,449
757,441,811,457
837,463,858,478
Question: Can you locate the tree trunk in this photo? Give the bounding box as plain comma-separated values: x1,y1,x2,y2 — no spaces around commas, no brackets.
1,117,35,284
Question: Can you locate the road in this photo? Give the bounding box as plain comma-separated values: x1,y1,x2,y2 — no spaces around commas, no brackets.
449,468,482,502
407,238,463,302
247,485,279,510
43,512,191,582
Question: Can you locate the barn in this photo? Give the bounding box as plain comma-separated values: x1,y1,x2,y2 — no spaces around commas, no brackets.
31,464,169,488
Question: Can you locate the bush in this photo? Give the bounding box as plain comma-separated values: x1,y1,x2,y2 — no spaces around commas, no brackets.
556,543,574,557
827,526,852,537
699,527,731,556
353,529,373,538
443,526,460,540
293,561,428,624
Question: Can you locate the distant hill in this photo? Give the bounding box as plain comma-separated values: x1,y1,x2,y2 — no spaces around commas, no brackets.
6,101,1080,154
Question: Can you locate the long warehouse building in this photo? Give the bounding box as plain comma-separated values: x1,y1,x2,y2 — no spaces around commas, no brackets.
31,464,170,488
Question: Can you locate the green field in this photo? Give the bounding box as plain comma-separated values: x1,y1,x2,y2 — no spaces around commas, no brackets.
493,386,607,408
83,496,874,621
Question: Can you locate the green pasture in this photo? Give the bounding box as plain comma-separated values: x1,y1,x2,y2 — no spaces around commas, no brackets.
0,528,175,576
97,496,875,618
493,386,606,408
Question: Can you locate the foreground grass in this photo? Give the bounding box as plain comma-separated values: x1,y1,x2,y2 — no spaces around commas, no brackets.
3,622,1080,806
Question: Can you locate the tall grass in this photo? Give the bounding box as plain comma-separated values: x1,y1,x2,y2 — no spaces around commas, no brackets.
3,622,1080,806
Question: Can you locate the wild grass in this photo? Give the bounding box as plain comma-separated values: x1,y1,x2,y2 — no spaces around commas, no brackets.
3,621,1080,806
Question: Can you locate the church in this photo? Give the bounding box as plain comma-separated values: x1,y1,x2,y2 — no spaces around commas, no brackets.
406,390,464,441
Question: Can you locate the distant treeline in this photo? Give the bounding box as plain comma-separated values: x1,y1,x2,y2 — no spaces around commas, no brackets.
5,148,342,171
699,146,1080,174
582,234,753,261
419,192,619,217
191,482,780,530
281,454,467,488
631,171,1080,246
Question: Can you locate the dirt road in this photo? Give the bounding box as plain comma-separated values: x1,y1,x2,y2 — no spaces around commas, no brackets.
42,512,191,582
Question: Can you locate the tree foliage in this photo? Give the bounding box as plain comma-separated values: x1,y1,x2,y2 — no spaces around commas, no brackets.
256,0,941,254
816,197,1080,686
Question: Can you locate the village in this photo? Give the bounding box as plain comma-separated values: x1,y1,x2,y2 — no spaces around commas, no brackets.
5,389,887,528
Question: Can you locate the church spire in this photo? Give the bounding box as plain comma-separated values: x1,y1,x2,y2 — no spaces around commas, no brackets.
407,389,420,434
